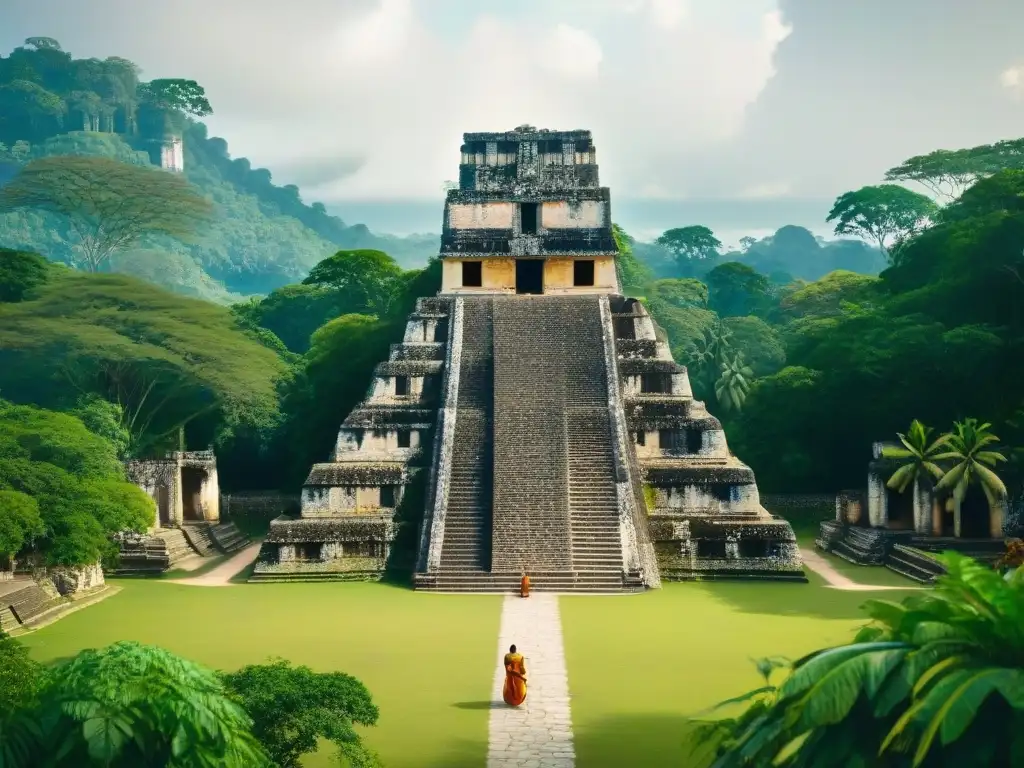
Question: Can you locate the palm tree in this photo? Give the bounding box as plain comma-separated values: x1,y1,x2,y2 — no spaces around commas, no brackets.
714,353,753,413
882,420,949,494
687,553,1024,767
934,419,1008,537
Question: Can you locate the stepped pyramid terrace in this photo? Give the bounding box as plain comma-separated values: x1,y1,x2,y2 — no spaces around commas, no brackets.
252,125,805,589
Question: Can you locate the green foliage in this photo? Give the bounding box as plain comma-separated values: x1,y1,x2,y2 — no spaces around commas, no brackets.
704,261,773,318
827,185,939,260
0,489,44,567
0,270,288,462
882,420,950,494
721,316,785,378
714,354,754,413
613,223,654,292
110,249,243,305
275,315,396,487
303,249,404,315
221,659,380,768
933,419,1008,506
656,225,722,274
11,641,273,768
688,554,1024,767
0,400,153,567
0,248,49,301
0,634,43,767
0,155,213,271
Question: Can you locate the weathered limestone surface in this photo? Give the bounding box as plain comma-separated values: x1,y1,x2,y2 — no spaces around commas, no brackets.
251,297,452,582
488,594,575,768
612,297,804,581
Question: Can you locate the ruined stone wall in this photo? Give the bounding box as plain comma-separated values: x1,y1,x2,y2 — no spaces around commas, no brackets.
448,202,515,229
541,201,605,228
543,257,618,294
600,297,661,587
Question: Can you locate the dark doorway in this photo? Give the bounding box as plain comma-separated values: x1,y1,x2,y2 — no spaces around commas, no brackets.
697,539,727,558
885,488,913,530
520,203,539,235
395,376,409,396
739,538,770,558
181,467,205,521
641,373,672,393
515,260,544,294
573,260,595,286
397,430,411,448
462,260,482,287
295,543,322,561
685,428,703,454
157,485,170,527
959,485,991,538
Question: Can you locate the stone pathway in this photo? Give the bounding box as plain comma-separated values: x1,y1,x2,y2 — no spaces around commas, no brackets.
168,543,261,587
800,548,925,591
488,594,575,767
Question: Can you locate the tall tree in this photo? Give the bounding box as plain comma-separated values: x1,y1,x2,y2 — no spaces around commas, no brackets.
0,155,212,271
882,419,949,494
221,659,381,768
826,185,938,260
302,249,403,316
0,490,44,571
656,225,722,272
704,261,772,318
934,419,1008,508
884,148,992,202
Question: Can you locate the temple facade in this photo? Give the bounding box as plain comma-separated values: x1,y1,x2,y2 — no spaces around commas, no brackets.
819,441,1009,582
440,126,619,296
254,126,804,589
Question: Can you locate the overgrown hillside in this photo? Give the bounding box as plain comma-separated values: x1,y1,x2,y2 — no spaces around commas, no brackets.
0,37,436,300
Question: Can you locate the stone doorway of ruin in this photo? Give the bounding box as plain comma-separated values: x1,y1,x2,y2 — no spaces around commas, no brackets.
516,259,544,295
157,485,171,527
885,487,914,531
180,467,206,522
959,485,991,538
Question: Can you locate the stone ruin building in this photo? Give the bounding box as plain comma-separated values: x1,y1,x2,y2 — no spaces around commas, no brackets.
118,450,248,573
251,125,804,590
818,441,1010,583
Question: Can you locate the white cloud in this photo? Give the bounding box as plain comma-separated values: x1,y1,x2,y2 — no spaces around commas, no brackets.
1000,65,1023,89
333,0,414,63
540,25,603,79
649,0,688,29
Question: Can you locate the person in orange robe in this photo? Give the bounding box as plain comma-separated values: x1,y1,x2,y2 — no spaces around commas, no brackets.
520,572,530,598
503,644,527,706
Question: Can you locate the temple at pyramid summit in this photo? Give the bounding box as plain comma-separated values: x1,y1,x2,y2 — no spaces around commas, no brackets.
251,125,805,590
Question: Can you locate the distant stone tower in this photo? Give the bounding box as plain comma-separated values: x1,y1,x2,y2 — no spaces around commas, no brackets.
251,126,805,590
159,136,184,173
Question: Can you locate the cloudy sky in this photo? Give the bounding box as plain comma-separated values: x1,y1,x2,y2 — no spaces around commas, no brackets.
3,0,1024,236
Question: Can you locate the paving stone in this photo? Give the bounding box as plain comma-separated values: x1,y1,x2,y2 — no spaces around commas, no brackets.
487,594,575,768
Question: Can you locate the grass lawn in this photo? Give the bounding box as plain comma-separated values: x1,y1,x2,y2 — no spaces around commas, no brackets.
20,564,926,768
560,571,923,768
20,580,503,768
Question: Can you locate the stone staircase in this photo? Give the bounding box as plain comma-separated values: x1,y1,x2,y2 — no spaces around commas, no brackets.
116,528,195,574
490,298,572,573
417,296,643,593
210,522,249,553
438,297,495,573
180,523,217,556
885,545,947,584
0,606,18,634
568,412,625,581
2,580,63,626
